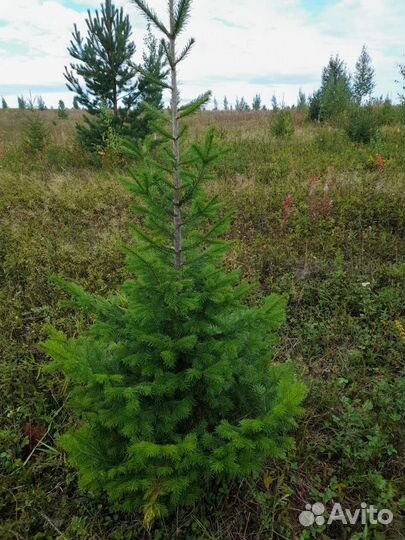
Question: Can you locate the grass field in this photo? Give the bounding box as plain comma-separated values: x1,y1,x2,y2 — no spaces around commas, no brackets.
1,108,405,539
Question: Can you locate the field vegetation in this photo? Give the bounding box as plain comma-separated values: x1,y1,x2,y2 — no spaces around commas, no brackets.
1,101,405,539
2,0,405,538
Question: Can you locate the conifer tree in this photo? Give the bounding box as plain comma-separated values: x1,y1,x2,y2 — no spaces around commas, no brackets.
18,95,26,110
58,99,68,119
24,116,48,155
1,97,8,109
320,54,353,119
138,28,166,111
73,96,80,110
235,96,249,111
127,26,168,139
353,45,375,104
223,96,229,111
398,62,405,104
308,89,321,121
65,0,137,116
26,92,37,112
43,0,305,525
321,54,351,92
65,0,138,149
252,94,262,111
37,96,47,111
271,94,279,111
297,88,307,111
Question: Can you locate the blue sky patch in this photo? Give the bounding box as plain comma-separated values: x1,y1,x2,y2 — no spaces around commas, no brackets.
62,0,89,13
212,17,247,30
300,0,338,15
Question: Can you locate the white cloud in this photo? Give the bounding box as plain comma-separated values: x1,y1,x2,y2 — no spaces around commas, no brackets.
0,0,403,108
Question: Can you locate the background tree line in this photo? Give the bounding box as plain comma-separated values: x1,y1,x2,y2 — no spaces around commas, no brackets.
1,4,405,151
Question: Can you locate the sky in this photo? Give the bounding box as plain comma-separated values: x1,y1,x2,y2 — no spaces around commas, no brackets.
0,0,404,109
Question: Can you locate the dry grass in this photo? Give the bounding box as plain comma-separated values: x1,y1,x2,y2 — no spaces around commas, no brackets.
0,109,83,148
1,109,405,539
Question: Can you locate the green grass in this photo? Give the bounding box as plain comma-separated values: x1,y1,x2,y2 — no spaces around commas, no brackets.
1,110,405,539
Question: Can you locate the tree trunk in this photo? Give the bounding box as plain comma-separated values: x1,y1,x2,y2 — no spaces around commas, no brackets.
169,0,183,270
113,85,118,116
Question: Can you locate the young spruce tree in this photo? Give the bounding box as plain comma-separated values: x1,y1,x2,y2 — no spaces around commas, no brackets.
353,45,375,105
320,54,353,120
398,62,405,105
127,26,168,140
17,95,26,110
58,100,68,119
252,94,262,111
44,0,305,525
37,96,47,111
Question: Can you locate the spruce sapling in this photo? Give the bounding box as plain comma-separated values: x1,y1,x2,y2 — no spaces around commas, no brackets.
43,0,306,525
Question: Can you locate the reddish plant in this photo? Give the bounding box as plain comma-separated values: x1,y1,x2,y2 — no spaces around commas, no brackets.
282,194,294,229
375,154,385,173
308,175,320,222
24,422,47,452
321,191,333,218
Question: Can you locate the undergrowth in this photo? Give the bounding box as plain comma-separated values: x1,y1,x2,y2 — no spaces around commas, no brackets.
1,110,405,539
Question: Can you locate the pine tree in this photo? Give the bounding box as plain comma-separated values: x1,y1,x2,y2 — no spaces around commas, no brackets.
223,96,229,111
398,62,405,104
322,76,352,120
308,89,322,121
271,94,279,111
320,54,353,119
27,92,36,112
353,45,375,105
1,97,8,109
321,54,351,92
213,98,218,110
235,96,249,111
252,94,262,111
73,96,80,110
65,0,137,115
58,100,68,119
37,96,47,111
18,95,26,110
43,0,306,525
64,0,138,149
297,88,307,111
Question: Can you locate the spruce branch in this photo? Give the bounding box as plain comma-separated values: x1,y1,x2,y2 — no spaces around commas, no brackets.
175,0,192,35
131,0,171,37
174,0,193,34
178,92,211,118
130,225,173,255
140,101,171,125
175,38,195,65
133,64,172,90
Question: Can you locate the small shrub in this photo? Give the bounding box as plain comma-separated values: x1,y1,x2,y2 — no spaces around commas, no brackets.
271,109,294,138
366,153,386,172
344,106,379,144
58,100,68,120
308,90,322,121
23,116,48,156
96,106,124,168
